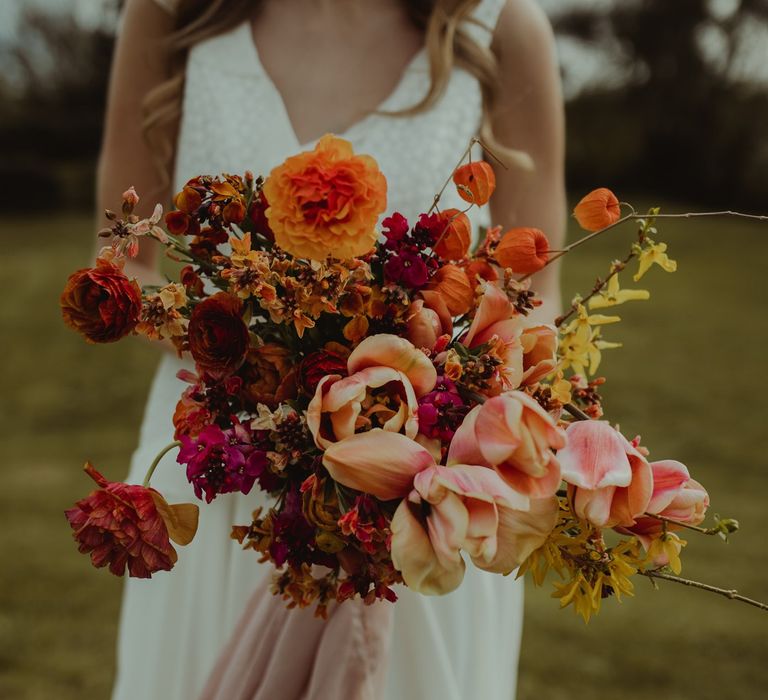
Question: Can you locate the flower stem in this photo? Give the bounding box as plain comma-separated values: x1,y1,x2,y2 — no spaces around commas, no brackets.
638,569,768,612
642,512,720,535
563,403,591,421
142,441,183,487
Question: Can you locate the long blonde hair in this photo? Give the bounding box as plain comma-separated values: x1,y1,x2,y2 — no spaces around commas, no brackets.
143,0,510,188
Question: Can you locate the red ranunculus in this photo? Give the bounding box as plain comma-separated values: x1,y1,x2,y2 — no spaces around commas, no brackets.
65,462,198,578
60,259,142,343
298,349,349,395
187,292,249,378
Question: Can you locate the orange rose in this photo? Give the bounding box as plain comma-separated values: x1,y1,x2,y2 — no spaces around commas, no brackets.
263,134,387,260
61,259,142,343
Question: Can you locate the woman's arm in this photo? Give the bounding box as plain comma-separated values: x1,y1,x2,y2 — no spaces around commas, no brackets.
96,0,176,288
487,0,566,323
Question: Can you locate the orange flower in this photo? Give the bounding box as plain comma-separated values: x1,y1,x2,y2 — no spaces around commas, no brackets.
263,134,387,260
573,188,621,232
425,264,473,316
433,209,471,261
495,227,550,274
462,258,498,292
61,259,142,343
452,161,496,206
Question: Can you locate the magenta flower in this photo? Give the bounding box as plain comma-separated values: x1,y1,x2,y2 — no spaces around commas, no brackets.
177,422,266,502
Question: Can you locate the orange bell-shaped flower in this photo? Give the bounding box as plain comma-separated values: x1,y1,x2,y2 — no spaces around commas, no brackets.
426,264,474,316
494,227,550,274
453,161,496,206
434,208,471,260
573,188,621,232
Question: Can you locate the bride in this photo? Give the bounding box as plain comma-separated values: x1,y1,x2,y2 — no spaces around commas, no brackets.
98,0,565,698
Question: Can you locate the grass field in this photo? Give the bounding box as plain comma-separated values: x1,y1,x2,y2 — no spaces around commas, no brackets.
1,203,766,699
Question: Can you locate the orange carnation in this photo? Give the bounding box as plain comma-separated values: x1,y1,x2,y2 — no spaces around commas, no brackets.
263,134,387,261
495,227,550,275
573,188,621,232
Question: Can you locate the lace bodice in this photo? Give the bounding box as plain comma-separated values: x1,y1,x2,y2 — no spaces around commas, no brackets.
169,0,508,234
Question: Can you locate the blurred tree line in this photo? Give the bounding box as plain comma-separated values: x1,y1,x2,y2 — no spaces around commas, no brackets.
1,0,766,212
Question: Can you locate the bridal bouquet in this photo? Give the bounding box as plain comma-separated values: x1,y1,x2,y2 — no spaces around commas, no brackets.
62,134,757,621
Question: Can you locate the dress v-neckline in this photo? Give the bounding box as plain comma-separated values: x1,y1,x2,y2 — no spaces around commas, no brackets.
238,21,426,150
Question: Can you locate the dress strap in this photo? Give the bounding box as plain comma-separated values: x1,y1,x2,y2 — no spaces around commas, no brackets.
464,0,508,48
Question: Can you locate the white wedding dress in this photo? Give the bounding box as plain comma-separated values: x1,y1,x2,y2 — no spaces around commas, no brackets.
114,1,524,699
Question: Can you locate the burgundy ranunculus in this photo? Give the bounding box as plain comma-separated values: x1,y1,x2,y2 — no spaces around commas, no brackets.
187,292,249,378
298,349,349,395
384,250,430,289
60,259,142,343
65,462,198,578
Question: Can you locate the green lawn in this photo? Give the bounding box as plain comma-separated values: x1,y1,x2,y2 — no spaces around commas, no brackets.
1,204,766,699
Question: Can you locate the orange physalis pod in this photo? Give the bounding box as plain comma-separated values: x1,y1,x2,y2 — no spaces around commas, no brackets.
494,227,550,275
426,264,473,316
573,188,621,232
462,258,499,292
452,161,496,206
434,209,471,260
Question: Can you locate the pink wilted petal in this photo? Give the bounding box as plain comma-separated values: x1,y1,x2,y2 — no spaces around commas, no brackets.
347,334,437,397
445,405,484,467
306,374,342,449
646,460,690,514
390,500,466,595
425,491,470,571
322,430,435,500
464,283,515,347
497,457,561,500
570,483,617,527
558,421,633,489
422,464,529,512
473,395,525,466
476,496,559,574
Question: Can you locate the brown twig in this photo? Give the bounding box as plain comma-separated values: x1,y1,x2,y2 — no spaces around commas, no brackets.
642,512,719,536
638,570,768,612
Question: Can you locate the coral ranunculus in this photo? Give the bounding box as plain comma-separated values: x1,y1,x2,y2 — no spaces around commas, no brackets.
60,259,142,343
187,292,249,379
494,227,550,274
65,462,199,578
263,134,387,260
573,188,621,232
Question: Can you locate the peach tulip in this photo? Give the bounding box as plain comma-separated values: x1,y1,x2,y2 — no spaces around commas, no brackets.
447,391,566,498
322,429,435,501
520,324,558,385
558,421,653,528
391,464,531,594
307,334,439,449
405,290,453,351
621,460,709,548
462,283,525,389
347,334,437,397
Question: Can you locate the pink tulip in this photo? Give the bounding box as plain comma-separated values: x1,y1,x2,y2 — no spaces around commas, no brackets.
520,324,558,385
462,283,524,390
558,421,653,528
621,459,709,548
405,291,453,351
391,464,531,594
447,391,566,498
347,334,437,397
